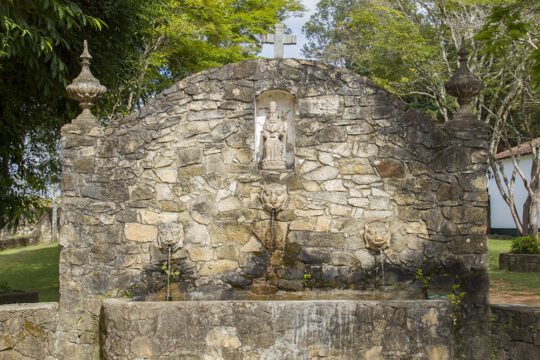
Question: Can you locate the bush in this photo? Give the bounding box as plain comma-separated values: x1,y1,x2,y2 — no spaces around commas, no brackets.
510,236,540,254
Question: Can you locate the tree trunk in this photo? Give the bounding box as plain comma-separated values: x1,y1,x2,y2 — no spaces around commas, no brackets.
51,184,58,243
528,153,540,236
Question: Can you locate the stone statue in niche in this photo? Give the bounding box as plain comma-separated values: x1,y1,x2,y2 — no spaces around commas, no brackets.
261,101,286,170
260,184,288,212
157,223,184,253
364,223,390,251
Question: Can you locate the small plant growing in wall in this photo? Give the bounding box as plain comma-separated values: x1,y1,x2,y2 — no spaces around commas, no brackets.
303,273,312,288
162,261,181,301
415,268,431,298
448,284,466,326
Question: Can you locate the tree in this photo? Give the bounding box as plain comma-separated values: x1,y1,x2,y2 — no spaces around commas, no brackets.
304,0,540,235
0,0,105,228
0,0,302,228
478,0,540,235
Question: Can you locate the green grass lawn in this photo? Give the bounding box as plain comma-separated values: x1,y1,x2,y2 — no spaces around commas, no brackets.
488,239,540,296
0,242,60,302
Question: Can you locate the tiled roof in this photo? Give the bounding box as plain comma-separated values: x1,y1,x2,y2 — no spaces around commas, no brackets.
496,138,540,160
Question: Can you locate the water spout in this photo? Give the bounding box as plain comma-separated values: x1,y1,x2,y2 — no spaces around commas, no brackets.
380,249,386,292
167,245,172,301
270,208,276,251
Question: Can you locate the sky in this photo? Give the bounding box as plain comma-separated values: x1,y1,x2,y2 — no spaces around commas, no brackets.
259,0,319,59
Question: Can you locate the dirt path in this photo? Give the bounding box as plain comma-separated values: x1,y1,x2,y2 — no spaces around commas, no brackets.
490,279,540,306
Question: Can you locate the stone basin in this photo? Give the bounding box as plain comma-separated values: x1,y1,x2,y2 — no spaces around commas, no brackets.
146,288,425,302
101,298,454,359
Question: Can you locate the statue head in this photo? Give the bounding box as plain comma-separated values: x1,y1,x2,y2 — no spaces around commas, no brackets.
269,101,277,113
157,222,184,253
364,222,390,251
260,184,288,212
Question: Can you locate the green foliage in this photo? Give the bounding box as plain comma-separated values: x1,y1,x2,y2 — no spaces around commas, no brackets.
477,0,540,88
303,272,312,287
0,1,105,228
415,267,431,296
161,261,181,278
304,0,540,124
510,236,540,254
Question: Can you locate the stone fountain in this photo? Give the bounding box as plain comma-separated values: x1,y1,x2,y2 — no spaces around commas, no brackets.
55,41,490,359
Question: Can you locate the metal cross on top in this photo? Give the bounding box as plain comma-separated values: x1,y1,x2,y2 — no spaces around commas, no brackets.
262,24,297,59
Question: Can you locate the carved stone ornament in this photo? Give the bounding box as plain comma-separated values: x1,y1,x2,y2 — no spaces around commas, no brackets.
66,40,107,126
260,184,288,212
444,38,483,117
261,101,287,170
157,223,184,253
364,223,390,251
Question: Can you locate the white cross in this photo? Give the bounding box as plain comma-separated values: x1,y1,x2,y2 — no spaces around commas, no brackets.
261,24,297,59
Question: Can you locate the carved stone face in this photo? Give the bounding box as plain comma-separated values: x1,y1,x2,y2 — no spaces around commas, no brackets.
157,223,184,252
364,223,390,251
260,184,288,212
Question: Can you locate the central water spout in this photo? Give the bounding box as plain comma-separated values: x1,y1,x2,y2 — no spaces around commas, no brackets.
364,222,390,291
380,249,386,292
270,208,276,251
157,223,184,301
167,245,172,301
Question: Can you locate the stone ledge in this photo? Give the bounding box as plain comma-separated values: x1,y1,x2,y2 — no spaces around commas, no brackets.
499,252,540,272
491,303,540,360
102,298,454,359
0,302,58,359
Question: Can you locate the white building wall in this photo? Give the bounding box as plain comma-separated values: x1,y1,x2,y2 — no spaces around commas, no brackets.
488,155,539,230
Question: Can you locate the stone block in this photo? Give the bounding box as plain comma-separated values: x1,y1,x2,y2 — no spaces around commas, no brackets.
154,168,177,183
304,166,339,181
177,147,203,167
288,231,345,248
199,260,239,275
373,159,405,178
124,223,158,242
319,126,347,142
298,95,341,116
187,245,214,262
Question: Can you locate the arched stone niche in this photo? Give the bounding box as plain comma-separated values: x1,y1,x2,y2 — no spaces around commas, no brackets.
255,89,296,169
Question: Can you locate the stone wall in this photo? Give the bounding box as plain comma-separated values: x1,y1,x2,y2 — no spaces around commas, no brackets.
101,298,454,360
491,304,540,359
59,59,490,359
499,253,540,272
0,303,58,360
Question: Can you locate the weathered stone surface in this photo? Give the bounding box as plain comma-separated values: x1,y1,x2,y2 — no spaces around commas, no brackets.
124,223,158,242
298,95,341,116
491,304,540,360
499,253,540,272
373,159,405,178
0,303,57,360
101,299,454,360
57,58,490,360
304,166,339,181
199,260,239,275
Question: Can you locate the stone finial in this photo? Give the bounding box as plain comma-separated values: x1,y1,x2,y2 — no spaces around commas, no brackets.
444,38,483,119
66,40,107,125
